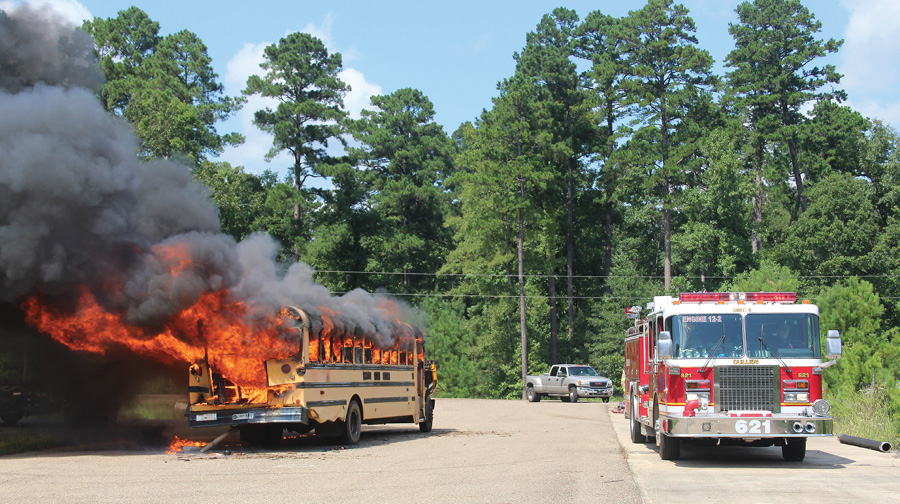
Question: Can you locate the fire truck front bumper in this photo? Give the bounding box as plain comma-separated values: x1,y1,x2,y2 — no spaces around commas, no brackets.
664,415,833,438
188,406,308,428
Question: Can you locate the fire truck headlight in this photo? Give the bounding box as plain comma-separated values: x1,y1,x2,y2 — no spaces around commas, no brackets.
813,399,831,416
699,395,710,410
784,392,809,403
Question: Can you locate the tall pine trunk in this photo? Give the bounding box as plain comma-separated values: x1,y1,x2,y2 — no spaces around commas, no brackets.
548,273,559,364
518,179,528,399
752,138,764,253
566,156,575,342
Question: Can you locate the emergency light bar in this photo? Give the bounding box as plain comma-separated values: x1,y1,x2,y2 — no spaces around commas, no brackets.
678,292,797,304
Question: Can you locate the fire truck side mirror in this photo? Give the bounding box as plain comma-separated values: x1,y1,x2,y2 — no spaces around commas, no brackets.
658,331,674,360
825,330,842,359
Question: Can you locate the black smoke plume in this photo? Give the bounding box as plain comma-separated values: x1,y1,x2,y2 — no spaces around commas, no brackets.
0,6,421,354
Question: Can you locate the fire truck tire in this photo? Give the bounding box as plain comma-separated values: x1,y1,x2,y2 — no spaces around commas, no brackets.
658,431,681,460
340,400,362,445
568,386,579,403
525,386,541,402
629,397,646,444
419,394,434,433
782,437,807,462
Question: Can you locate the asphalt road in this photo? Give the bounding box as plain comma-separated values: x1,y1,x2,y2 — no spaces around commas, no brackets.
0,398,641,504
2,399,897,503
607,403,900,504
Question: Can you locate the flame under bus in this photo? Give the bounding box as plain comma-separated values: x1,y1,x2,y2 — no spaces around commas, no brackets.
187,306,437,445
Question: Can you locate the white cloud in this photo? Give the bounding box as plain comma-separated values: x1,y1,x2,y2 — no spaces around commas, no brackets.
218,15,382,176
0,0,91,25
340,67,381,119
839,0,900,126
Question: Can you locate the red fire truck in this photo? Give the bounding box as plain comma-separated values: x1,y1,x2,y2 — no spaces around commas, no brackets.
623,292,842,461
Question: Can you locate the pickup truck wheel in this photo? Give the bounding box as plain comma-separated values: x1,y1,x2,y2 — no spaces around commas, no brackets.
568,386,579,403
1,412,23,426
782,437,806,462
629,396,646,444
525,386,541,403
602,397,610,403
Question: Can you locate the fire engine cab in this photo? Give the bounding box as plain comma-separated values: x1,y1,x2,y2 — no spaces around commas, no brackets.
623,292,842,461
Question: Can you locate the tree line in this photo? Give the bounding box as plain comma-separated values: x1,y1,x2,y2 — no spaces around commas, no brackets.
77,1,899,436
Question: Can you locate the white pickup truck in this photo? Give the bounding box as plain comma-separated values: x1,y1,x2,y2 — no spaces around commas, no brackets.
525,364,614,403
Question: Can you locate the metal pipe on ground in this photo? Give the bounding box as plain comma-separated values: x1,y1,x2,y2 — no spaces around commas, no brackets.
200,426,239,453
838,434,893,453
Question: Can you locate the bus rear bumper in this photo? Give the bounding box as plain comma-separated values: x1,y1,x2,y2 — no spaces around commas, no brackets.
188,406,308,428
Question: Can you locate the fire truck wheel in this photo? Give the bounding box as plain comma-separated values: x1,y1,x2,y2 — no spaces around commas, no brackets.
629,397,647,444
340,401,362,445
782,437,807,462
525,386,541,402
568,387,579,403
658,431,681,460
419,395,434,433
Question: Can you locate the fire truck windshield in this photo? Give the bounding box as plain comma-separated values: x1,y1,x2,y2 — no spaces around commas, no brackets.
668,314,743,358
746,313,820,358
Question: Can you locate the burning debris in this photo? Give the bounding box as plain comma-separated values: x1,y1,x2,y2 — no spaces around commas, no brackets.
0,5,425,409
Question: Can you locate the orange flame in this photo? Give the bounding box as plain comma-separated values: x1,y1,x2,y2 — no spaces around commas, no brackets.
166,435,205,454
22,287,299,390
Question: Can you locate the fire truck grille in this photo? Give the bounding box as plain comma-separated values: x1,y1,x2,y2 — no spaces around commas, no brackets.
715,366,777,412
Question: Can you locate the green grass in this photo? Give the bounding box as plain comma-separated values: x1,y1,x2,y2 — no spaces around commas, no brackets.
118,395,186,421
830,387,899,452
0,430,63,456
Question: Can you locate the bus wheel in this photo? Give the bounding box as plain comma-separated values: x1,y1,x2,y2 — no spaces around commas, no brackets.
782,437,806,462
340,401,362,445
568,386,579,403
419,395,434,433
525,386,541,403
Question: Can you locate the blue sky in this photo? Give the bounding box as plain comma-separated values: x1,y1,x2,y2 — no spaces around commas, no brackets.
4,0,899,179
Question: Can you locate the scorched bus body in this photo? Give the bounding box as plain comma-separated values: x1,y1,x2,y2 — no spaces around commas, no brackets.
624,292,842,461
186,306,436,445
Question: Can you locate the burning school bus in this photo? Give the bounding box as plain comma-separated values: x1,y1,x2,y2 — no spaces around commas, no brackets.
188,306,437,445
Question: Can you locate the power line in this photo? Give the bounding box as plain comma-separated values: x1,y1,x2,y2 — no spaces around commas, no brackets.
313,269,900,280
327,291,900,301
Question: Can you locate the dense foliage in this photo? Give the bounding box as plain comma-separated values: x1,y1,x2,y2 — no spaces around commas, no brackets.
58,2,900,440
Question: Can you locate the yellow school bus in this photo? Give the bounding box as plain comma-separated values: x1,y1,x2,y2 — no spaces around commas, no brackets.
187,306,437,445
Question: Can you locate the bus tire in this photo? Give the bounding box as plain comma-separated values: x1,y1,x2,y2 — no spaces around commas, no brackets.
525,385,541,402
340,401,362,445
782,437,806,462
568,386,579,403
419,395,434,433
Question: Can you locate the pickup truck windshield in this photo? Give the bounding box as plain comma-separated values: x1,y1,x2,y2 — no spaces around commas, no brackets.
568,366,601,377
